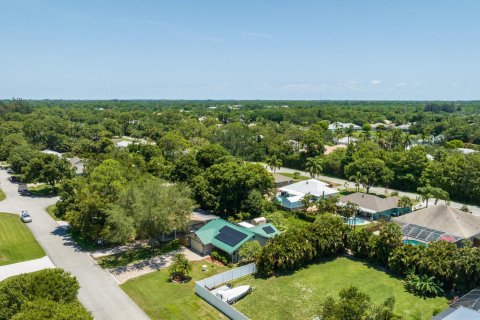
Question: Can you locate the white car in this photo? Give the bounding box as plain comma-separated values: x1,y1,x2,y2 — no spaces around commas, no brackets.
21,211,32,223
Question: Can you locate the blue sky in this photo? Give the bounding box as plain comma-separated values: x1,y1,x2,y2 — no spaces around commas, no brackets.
0,0,479,100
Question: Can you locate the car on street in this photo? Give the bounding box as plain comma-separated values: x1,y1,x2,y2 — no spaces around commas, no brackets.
6,168,14,174
8,176,19,183
21,211,32,223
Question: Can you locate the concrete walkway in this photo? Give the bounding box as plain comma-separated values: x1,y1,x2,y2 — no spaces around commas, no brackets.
0,256,55,281
0,169,150,320
259,162,480,214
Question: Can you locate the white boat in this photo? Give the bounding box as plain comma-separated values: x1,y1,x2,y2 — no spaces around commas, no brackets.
216,285,251,304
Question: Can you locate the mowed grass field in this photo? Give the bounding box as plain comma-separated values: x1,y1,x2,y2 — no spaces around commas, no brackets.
232,257,448,320
0,212,45,266
121,261,229,320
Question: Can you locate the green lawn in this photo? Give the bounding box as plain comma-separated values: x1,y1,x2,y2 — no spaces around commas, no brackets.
46,204,59,220
97,241,181,268
28,184,59,197
279,172,341,186
0,212,45,266
121,261,229,320
0,188,5,201
231,258,448,320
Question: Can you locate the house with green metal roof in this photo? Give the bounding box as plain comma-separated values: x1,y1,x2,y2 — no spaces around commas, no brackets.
189,219,280,263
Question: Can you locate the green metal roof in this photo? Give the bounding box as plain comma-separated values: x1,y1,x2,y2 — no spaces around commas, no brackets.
195,219,255,254
249,223,281,238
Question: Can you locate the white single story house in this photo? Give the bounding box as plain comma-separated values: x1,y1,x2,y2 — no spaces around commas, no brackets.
276,179,339,210
328,122,361,131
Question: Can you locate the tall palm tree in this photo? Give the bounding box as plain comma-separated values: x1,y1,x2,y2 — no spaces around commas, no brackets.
403,133,412,150
345,125,355,144
349,171,364,192
417,186,433,207
266,155,282,173
305,157,323,178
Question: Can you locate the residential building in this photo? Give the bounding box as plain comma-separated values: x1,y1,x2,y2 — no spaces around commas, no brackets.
189,219,280,262
338,192,410,220
327,122,361,131
393,205,480,245
67,157,84,175
273,173,293,188
433,287,480,320
277,179,338,210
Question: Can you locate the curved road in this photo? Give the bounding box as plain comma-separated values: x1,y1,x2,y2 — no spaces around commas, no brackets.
0,170,150,320
260,163,480,215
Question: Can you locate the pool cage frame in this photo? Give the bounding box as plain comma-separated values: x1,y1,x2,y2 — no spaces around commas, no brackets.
401,224,463,244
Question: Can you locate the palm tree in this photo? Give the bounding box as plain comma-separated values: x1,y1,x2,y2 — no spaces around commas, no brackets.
417,186,433,207
403,133,412,150
345,125,355,144
168,253,192,282
362,129,372,141
266,155,282,173
397,196,413,210
349,171,363,192
300,193,314,212
305,157,323,178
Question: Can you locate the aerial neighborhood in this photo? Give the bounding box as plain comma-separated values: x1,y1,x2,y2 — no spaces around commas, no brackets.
1,1,480,320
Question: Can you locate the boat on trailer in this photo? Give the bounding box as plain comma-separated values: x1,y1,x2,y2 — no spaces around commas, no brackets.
215,285,252,304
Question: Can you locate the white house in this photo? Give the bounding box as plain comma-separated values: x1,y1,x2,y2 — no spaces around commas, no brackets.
276,179,339,209
328,122,361,131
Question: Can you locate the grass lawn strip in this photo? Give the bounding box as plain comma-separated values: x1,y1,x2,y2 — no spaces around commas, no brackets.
0,188,5,201
46,204,60,220
121,260,229,320
97,241,181,269
231,257,447,320
0,212,45,266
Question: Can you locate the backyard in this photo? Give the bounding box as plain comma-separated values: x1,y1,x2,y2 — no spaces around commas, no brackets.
0,212,45,265
121,260,229,320
231,257,448,320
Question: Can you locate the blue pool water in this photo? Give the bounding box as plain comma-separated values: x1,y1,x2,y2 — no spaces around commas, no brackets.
346,217,369,225
403,239,427,246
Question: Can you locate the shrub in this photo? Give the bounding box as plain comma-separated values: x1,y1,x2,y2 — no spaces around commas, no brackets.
211,250,230,265
405,273,444,297
257,214,350,277
239,240,262,263
0,269,90,320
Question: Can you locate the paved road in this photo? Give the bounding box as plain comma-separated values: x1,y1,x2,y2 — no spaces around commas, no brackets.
0,170,150,320
261,163,480,214
0,256,55,281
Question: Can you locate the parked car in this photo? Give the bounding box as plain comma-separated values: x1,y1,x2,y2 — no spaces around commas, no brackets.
8,176,19,183
21,211,32,223
6,168,14,174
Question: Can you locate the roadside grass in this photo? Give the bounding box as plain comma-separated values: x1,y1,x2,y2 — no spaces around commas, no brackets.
279,172,341,186
46,204,60,220
278,172,309,182
28,183,60,197
0,212,45,266
97,241,181,269
231,257,448,320
121,260,229,320
0,188,5,201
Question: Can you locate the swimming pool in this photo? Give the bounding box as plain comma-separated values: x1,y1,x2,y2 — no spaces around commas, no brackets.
346,217,370,226
403,239,427,246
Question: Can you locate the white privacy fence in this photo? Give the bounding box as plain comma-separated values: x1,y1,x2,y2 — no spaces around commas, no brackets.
195,263,257,320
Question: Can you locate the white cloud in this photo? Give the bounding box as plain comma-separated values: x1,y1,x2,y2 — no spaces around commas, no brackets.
370,80,382,85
